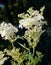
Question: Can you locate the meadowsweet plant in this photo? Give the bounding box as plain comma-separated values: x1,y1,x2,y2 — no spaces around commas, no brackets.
0,6,47,65
18,6,47,54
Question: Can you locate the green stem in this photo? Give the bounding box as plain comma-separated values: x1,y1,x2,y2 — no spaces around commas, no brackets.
18,43,29,51
12,42,14,48
18,63,20,65
29,49,30,62
33,47,35,55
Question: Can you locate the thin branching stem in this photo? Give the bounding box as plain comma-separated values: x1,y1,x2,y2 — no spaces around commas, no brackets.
12,42,14,48
18,43,29,51
33,47,35,55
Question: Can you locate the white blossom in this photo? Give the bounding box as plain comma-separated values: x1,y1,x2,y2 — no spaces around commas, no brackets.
19,18,37,29
19,14,44,29
0,57,8,65
34,14,44,20
19,18,34,29
0,21,18,41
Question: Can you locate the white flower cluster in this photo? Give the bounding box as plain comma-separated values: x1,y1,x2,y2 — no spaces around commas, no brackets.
19,12,44,29
19,18,34,29
0,22,18,41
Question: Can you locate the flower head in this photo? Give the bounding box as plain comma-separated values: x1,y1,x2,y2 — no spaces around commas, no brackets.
0,21,18,42
19,14,44,29
19,8,44,29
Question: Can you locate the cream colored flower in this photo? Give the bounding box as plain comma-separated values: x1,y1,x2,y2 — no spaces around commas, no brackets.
0,22,18,41
19,11,44,29
19,18,35,29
